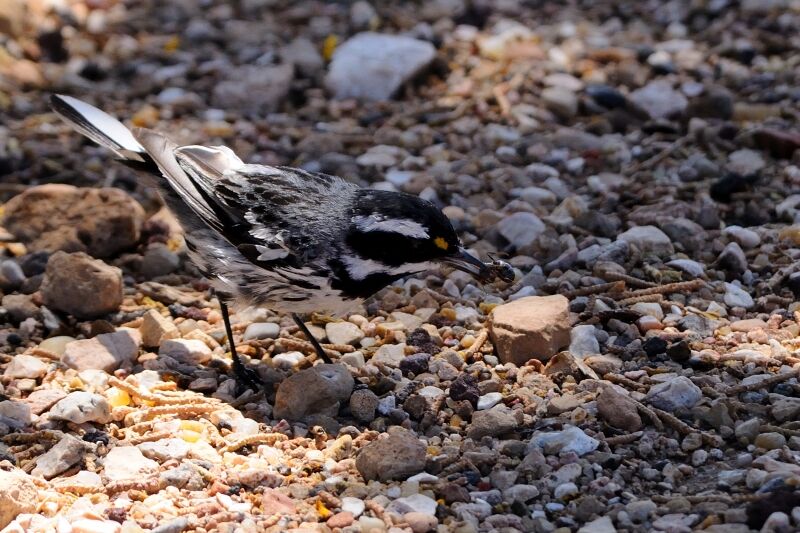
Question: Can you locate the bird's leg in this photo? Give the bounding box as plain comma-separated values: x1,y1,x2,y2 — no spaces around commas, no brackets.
292,313,333,364
218,299,263,393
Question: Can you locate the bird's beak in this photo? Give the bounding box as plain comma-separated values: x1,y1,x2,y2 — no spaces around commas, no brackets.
440,247,493,282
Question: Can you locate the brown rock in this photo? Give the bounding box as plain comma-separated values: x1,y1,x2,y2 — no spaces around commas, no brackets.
0,469,37,529
730,318,768,333
1,184,144,258
140,309,180,347
62,329,141,372
327,512,355,528
261,488,296,515
23,389,67,415
489,295,571,365
597,385,642,432
41,251,123,319
356,428,426,482
273,364,354,420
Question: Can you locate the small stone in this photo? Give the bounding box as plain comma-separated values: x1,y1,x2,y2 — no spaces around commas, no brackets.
617,226,674,257
717,242,748,274
371,343,407,367
723,225,761,249
386,494,438,516
242,322,281,341
261,488,296,515
625,499,657,523
0,260,25,291
450,373,480,406
325,321,364,346
497,212,546,249
24,389,67,415
554,482,579,500
4,354,48,379
62,329,141,372
542,87,578,119
38,336,75,356
138,438,190,462
724,283,754,309
326,33,436,101
489,295,571,365
2,294,39,322
598,386,642,431
159,338,212,365
327,512,354,529
0,469,37,529
272,351,305,369
754,432,786,450
139,309,179,347
727,148,765,176
140,243,180,278
583,354,623,375
399,353,431,376
349,388,379,423
730,319,768,332
646,376,702,411
341,497,366,518
577,515,617,533
49,391,111,424
274,364,354,420
282,37,324,77
629,80,688,119
477,392,503,410
103,446,159,481
41,251,123,319
32,434,85,478
212,64,293,115
403,512,438,533
529,426,599,456
0,400,31,426
467,405,521,439
356,428,426,481
569,325,600,357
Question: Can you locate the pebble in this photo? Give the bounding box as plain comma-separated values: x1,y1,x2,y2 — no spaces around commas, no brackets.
489,295,570,365
629,80,688,119
41,251,123,319
724,282,755,309
325,321,364,346
476,392,503,410
569,324,600,357
403,512,438,533
497,212,546,249
341,497,366,518
326,32,436,101
349,388,379,423
386,494,438,516
577,515,617,533
242,322,281,341
467,405,522,439
646,376,702,411
138,438,191,462
103,446,159,481
273,364,354,420
140,309,180,347
48,391,111,424
140,243,180,278
356,428,426,481
529,426,599,456
62,329,142,372
617,226,674,257
32,434,86,478
598,385,642,431
158,338,212,365
754,432,786,450
212,64,293,115
4,354,48,379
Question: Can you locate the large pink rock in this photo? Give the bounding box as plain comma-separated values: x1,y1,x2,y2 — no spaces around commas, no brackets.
489,295,571,365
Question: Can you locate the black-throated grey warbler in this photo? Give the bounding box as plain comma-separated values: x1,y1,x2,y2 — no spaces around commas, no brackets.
50,94,514,391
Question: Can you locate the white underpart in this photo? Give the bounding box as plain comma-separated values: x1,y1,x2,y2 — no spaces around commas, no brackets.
255,245,290,261
353,215,430,239
342,255,435,281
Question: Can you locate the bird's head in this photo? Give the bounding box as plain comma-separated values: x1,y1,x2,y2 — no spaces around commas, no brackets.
339,190,513,289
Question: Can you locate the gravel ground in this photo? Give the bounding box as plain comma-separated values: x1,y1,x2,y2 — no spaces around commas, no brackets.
1,1,800,532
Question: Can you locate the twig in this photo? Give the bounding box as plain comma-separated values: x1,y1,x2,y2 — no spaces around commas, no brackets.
617,294,664,306
600,271,657,289
604,432,643,446
616,279,705,300
563,281,625,299
725,370,799,395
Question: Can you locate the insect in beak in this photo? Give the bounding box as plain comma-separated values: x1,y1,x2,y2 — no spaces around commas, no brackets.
441,248,515,284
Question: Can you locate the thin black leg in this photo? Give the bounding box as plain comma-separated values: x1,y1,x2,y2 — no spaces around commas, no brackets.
219,299,263,393
292,313,333,364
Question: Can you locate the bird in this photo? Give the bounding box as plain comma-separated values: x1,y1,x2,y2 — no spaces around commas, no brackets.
49,94,515,392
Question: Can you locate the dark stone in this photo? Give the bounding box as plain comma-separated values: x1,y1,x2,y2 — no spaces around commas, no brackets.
403,394,428,420
450,373,480,406
643,337,667,357
667,340,692,363
399,352,431,376
438,482,471,504
407,328,439,354
586,84,627,109
710,173,757,203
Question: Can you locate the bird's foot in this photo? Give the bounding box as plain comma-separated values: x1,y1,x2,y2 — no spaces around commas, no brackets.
231,356,264,396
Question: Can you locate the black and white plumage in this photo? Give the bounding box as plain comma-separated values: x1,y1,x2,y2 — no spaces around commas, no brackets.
50,94,512,387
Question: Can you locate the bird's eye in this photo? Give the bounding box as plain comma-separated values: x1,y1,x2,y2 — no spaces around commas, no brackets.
433,237,449,251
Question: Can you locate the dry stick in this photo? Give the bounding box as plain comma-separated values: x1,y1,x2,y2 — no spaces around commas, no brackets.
604,432,644,446
221,433,288,454
725,370,800,395
464,330,489,357
601,271,657,289
616,279,705,300
603,373,649,392
563,281,626,299
617,294,665,306
634,401,664,431
275,337,343,358
760,424,800,437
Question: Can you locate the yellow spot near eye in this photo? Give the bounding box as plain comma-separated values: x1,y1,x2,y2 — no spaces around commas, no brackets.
434,237,449,250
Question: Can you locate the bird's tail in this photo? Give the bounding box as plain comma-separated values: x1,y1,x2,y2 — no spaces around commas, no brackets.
49,94,149,164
